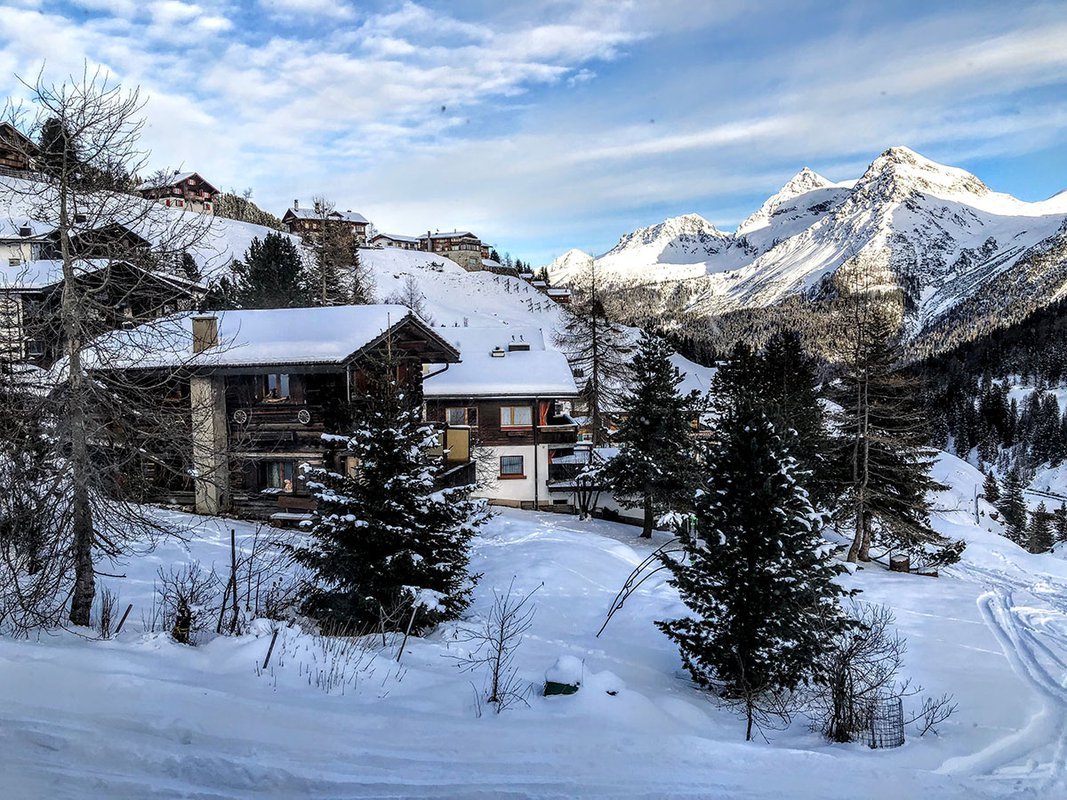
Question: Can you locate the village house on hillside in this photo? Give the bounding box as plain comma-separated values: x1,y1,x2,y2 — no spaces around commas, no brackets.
137,171,220,214
420,230,487,271
423,326,580,512
0,258,203,365
283,200,370,244
0,122,35,175
367,232,422,250
83,305,465,523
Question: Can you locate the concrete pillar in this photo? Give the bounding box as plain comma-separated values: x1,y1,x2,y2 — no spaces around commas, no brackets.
190,374,229,515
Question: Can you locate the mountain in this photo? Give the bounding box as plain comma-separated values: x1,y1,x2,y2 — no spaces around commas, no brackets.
548,147,1067,352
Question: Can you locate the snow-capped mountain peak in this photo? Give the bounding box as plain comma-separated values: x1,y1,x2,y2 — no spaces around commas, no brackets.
854,145,990,202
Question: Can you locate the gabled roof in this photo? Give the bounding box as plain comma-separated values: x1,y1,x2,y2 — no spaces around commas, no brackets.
285,207,369,224
138,171,219,194
0,218,53,241
423,230,478,240
82,304,460,371
0,258,112,291
370,232,421,244
0,122,35,151
424,326,578,399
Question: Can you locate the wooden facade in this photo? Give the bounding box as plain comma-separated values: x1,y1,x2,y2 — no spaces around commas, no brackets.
137,172,219,214
0,123,34,174
283,205,369,243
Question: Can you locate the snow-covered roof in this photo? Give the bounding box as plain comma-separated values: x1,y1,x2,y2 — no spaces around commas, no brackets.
0,218,53,239
83,304,452,371
425,230,477,240
139,171,218,193
424,326,578,398
482,258,511,270
286,207,369,224
371,232,421,244
0,259,111,291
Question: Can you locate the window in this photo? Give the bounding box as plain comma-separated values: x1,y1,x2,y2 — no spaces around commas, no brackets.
446,406,478,427
499,455,525,478
264,373,290,401
264,461,295,493
500,405,532,428
8,258,20,266
24,339,45,357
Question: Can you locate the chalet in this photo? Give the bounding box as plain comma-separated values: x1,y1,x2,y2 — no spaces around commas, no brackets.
423,327,580,511
138,171,219,214
283,201,370,244
0,123,34,174
368,232,422,251
0,219,51,266
420,230,484,272
83,305,464,523
546,287,572,305
0,258,203,365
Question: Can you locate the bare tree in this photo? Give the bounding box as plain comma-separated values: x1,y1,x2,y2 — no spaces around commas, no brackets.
554,259,630,446
453,579,539,713
0,66,218,628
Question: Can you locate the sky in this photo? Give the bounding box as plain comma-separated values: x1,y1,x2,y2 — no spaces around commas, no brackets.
1,0,1067,264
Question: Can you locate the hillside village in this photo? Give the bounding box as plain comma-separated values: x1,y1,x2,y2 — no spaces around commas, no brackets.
5,64,1067,800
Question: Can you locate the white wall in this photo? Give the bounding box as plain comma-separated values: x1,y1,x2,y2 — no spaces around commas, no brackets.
476,443,568,509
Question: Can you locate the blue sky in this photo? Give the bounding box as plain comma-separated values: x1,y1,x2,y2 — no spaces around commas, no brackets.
2,0,1067,263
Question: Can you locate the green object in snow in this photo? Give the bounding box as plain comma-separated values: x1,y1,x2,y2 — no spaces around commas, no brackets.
544,680,579,696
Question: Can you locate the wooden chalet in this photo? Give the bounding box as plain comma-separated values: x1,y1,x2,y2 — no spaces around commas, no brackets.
84,305,466,524
283,200,370,243
0,258,203,365
0,123,34,174
420,230,484,271
368,232,422,251
137,171,219,214
423,327,580,511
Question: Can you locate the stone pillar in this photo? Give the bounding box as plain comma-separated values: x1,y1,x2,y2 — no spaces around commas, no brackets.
190,374,229,515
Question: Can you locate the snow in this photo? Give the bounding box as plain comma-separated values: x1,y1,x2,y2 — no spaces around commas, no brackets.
81,304,422,370
0,175,300,283
3,449,1067,796
424,326,578,398
542,147,1067,339
361,247,568,338
0,258,110,290
545,654,585,686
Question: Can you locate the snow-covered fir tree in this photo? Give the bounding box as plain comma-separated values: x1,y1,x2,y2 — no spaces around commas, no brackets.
1055,503,1067,544
982,471,1000,504
292,353,488,632
657,402,853,741
996,466,1028,545
1027,503,1053,554
603,331,703,538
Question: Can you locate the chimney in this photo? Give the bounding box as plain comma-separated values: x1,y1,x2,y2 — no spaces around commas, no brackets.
192,315,218,354
293,199,299,211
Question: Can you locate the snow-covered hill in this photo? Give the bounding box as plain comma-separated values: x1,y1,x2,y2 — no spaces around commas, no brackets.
546,147,1067,345
3,451,1066,797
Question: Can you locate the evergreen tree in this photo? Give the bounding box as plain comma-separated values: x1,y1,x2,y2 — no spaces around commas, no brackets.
1054,503,1067,544
832,309,961,566
554,259,630,446
230,233,311,309
1028,503,1053,554
982,471,1000,504
603,332,703,538
292,354,488,631
761,331,834,506
996,465,1028,545
657,403,853,741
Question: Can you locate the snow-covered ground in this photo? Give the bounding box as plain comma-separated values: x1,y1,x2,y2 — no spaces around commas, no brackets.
2,452,1066,798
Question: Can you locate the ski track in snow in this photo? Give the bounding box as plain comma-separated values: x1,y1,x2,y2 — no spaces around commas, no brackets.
942,561,1067,792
